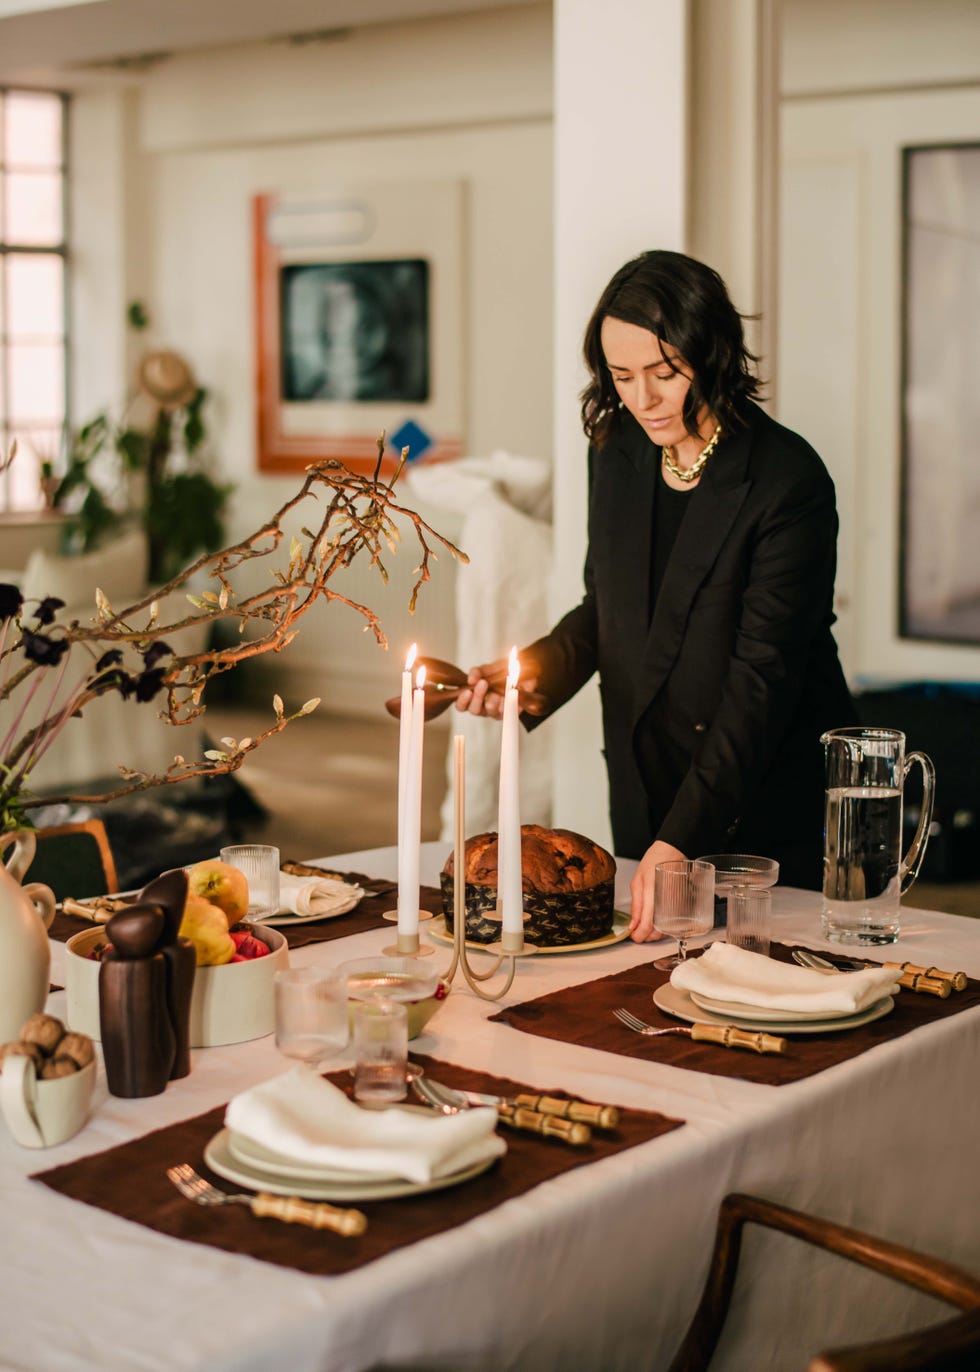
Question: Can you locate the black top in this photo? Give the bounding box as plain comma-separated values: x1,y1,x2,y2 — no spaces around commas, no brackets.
649,467,694,622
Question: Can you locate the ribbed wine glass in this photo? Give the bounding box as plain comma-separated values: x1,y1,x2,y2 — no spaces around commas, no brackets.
652,859,716,971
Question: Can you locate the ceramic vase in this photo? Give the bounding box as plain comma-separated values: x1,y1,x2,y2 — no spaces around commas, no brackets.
0,830,56,1042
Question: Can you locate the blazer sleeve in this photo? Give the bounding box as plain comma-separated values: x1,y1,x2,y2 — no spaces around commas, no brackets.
656,465,840,855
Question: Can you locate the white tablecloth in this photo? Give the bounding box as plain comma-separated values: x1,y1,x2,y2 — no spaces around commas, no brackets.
3,843,978,1372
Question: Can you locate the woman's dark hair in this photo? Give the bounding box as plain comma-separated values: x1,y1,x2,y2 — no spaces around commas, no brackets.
581,250,763,446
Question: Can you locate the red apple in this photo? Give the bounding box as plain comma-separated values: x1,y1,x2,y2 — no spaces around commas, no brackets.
187,860,249,928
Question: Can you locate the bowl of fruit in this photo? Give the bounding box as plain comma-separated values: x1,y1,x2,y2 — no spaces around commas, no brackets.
65,859,289,1047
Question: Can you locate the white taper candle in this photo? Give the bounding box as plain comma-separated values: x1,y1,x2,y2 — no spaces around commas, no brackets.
497,648,523,942
397,662,426,942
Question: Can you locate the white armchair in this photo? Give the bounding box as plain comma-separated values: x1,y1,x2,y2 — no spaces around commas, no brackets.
406,452,554,841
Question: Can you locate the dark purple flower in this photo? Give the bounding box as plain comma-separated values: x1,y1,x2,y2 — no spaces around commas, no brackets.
0,584,23,621
134,667,167,702
89,668,134,698
142,640,174,669
22,629,69,667
33,596,66,626
95,649,124,670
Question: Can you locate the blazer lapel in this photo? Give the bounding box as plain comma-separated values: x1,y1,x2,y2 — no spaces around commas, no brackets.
632,420,755,719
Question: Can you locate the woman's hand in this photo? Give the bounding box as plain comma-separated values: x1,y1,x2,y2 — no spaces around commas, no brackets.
629,840,686,942
454,658,545,720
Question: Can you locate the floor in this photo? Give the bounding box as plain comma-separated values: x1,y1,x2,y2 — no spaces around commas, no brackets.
206,705,978,919
205,704,448,864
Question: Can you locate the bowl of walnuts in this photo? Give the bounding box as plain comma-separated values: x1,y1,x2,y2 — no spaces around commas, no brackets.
0,1014,95,1147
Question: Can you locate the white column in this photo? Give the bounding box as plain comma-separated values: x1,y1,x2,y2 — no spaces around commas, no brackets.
551,0,690,848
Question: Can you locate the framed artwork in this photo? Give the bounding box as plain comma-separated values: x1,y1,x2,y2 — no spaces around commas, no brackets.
899,143,980,645
254,181,465,475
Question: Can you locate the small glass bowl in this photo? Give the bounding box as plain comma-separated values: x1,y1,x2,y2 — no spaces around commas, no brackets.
697,854,779,891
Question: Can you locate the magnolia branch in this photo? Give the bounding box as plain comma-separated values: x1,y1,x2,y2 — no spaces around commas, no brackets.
1,446,464,819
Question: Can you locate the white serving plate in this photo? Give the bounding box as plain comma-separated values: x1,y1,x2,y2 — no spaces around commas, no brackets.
64,922,288,1047
653,982,894,1035
204,1127,502,1202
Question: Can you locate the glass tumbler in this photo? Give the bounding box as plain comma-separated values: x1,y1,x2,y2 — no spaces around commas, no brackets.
353,998,408,1103
725,887,772,957
220,844,280,922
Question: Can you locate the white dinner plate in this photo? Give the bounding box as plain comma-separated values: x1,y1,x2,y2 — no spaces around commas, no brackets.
226,1130,395,1183
262,881,364,926
653,982,895,1035
688,989,869,1024
425,909,631,956
204,1128,502,1201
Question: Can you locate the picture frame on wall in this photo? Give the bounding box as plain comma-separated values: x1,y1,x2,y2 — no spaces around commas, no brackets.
899,142,980,645
254,181,465,475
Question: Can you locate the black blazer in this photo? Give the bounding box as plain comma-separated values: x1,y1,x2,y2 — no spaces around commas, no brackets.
527,402,856,885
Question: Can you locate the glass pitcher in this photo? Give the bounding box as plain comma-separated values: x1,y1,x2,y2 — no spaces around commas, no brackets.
820,727,935,944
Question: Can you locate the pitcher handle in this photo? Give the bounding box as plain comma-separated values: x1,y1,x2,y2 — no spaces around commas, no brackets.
900,750,936,894
24,881,57,931
2,828,37,883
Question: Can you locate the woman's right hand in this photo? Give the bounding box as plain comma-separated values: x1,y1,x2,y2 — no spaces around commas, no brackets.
454,658,546,719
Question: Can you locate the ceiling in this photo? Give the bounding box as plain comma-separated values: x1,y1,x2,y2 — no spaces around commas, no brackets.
0,0,541,85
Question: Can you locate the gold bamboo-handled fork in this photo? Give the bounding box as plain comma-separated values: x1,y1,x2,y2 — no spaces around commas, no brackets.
613,1007,787,1055
167,1163,367,1236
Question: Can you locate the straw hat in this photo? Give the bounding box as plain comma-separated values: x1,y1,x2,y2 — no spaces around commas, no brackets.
138,350,197,410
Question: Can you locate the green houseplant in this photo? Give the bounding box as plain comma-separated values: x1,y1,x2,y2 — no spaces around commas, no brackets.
54,308,229,582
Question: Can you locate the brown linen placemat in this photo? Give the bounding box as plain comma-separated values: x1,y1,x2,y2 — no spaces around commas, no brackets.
32,1059,682,1277
48,868,444,951
489,944,980,1086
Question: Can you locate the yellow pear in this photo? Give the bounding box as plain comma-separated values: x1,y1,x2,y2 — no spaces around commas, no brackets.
179,894,236,967
187,859,249,928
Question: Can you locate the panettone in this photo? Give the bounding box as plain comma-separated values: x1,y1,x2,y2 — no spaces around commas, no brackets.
441,825,616,946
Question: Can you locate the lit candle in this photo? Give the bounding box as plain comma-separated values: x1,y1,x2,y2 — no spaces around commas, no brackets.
453,733,466,951
397,662,426,950
497,648,523,948
397,643,417,858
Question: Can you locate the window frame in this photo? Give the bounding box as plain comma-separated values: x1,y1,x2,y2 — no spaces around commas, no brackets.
0,85,70,512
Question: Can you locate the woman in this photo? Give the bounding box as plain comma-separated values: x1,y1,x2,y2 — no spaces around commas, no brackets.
458,251,855,941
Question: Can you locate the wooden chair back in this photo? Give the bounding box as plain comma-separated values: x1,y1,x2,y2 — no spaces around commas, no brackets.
24,819,119,900
669,1193,980,1372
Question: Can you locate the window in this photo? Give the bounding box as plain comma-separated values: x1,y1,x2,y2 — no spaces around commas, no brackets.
0,88,69,512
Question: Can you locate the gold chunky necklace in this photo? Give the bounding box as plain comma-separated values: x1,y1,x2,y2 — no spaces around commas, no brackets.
661,424,722,484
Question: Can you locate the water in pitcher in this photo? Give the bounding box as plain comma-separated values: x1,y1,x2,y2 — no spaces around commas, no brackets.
822,785,903,943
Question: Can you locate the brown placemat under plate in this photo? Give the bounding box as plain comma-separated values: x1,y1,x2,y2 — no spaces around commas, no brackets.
48,868,443,950
489,944,980,1086
32,1059,682,1277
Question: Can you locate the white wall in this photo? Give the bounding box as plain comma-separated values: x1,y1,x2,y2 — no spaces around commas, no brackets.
70,4,553,713
779,0,980,686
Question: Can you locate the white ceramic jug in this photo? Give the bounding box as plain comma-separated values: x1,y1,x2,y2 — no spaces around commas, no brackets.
0,830,56,1042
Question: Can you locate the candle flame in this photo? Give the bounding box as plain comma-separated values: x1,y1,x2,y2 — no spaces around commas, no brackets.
507,647,520,690
405,643,417,671
416,664,427,690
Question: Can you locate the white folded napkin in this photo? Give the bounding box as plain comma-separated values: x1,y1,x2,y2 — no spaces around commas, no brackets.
671,942,901,1014
225,1067,506,1184
278,871,364,919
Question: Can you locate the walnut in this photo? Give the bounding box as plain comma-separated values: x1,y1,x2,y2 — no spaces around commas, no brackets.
58,1032,95,1070
40,1055,78,1080
0,1040,45,1070
20,1013,65,1056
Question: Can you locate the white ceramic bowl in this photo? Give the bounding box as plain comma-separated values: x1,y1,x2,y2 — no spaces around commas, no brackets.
64,923,289,1047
